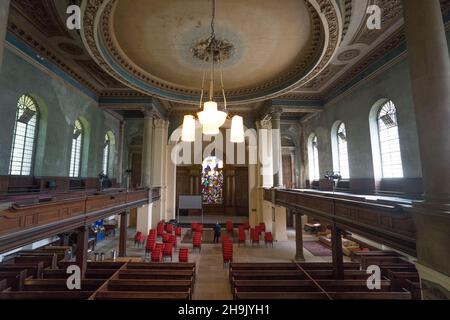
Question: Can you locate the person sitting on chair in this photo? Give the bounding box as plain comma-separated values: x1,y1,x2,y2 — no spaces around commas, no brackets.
213,222,221,243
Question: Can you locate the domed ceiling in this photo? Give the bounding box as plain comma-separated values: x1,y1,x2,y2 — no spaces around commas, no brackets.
82,0,343,105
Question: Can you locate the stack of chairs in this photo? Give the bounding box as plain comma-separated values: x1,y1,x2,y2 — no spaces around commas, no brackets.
238,226,246,246
162,233,170,243
178,248,189,263
229,258,420,300
169,234,178,249
259,222,266,233
145,230,157,257
151,244,164,262
192,232,202,252
163,243,174,262
175,226,182,237
264,232,273,247
166,223,173,235
243,220,250,231
157,222,165,238
222,236,233,267
134,231,146,247
250,228,260,246
226,220,234,234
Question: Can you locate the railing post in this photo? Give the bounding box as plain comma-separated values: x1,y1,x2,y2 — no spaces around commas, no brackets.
119,210,129,257
76,225,89,279
331,224,344,280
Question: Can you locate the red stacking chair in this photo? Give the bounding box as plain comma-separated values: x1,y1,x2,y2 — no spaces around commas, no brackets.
163,243,174,261
169,234,178,248
196,224,203,234
175,226,182,237
238,227,246,246
191,223,198,232
151,247,163,262
145,239,155,258
243,220,250,230
226,220,234,234
264,232,273,247
166,223,173,234
137,233,146,247
179,247,189,263
149,229,157,237
222,239,233,266
134,231,142,247
251,228,260,246
162,233,170,243
192,232,202,252
157,222,165,237
259,222,266,233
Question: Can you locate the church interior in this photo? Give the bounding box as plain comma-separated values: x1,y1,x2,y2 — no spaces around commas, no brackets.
0,0,449,302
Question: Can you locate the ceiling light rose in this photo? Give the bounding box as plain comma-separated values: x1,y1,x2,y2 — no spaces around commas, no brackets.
181,0,244,143
230,115,245,143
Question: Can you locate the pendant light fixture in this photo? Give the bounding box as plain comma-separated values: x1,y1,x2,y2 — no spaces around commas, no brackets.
181,0,244,143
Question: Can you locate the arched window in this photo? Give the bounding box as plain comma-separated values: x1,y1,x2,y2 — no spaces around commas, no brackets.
9,95,39,175
102,133,110,175
336,122,350,179
377,101,403,178
69,120,83,178
309,135,320,180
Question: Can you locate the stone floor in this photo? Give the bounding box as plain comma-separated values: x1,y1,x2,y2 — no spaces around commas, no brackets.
89,227,348,300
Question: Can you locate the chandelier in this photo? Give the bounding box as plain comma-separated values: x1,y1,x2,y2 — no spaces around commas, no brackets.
181,0,244,143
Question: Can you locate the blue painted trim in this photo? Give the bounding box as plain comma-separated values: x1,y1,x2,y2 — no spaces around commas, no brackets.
5,32,99,101
99,97,153,104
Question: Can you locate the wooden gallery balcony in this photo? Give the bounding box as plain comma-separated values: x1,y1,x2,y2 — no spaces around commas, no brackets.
263,188,417,256
0,188,160,253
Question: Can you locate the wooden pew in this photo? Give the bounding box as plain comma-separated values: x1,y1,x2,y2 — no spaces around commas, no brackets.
387,270,421,300
230,262,360,271
23,279,104,291
118,270,194,281
231,270,372,281
0,262,44,278
42,268,117,279
0,279,7,291
0,291,94,300
12,254,58,269
58,261,125,270
235,291,412,300
20,247,70,262
93,291,190,300
0,270,27,291
107,279,194,299
126,262,196,270
350,250,399,262
232,279,392,295
360,256,412,269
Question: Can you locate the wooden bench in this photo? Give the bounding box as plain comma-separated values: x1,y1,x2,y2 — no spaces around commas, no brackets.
230,262,360,271
118,270,194,280
231,270,372,281
23,279,104,291
12,254,58,269
0,291,94,300
0,262,44,279
360,256,412,269
126,262,196,270
107,279,194,299
93,291,190,300
0,270,28,291
235,291,412,300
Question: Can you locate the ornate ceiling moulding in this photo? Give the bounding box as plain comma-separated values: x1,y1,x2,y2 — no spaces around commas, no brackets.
80,0,343,106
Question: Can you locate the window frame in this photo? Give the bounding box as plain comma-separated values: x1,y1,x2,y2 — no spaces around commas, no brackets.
336,122,350,179
102,133,110,175
8,94,40,176
309,135,320,181
69,120,84,178
376,100,404,179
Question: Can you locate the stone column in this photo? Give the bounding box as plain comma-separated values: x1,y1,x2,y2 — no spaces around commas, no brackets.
117,121,125,186
153,119,169,221
270,108,283,188
294,213,305,261
119,210,129,257
165,142,177,221
403,0,450,299
0,0,10,70
76,226,88,279
331,225,344,280
141,109,155,188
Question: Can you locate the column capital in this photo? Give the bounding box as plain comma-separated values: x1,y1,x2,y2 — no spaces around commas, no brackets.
154,119,170,130
143,106,157,119
269,106,283,120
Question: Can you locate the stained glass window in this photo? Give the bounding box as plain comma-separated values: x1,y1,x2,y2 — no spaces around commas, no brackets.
9,95,39,175
377,101,404,178
201,156,224,204
337,122,350,179
69,120,83,178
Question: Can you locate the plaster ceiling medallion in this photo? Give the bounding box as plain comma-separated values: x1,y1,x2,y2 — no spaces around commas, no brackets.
81,0,343,105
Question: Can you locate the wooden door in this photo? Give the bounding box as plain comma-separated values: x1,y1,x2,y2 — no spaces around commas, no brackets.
130,153,142,188
282,154,293,189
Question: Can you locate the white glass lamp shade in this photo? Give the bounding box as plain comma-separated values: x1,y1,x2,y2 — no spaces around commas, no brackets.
181,115,196,142
197,100,227,135
230,115,245,143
